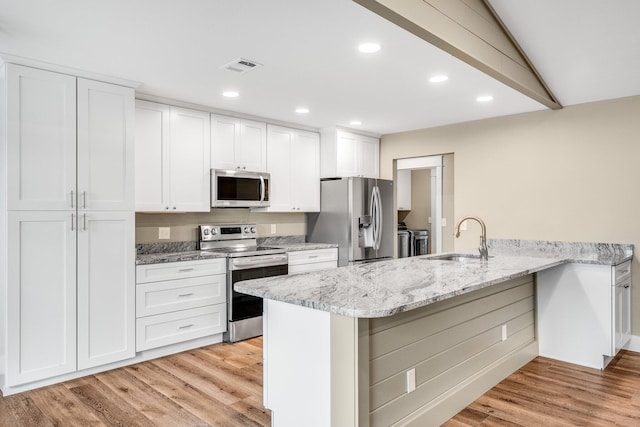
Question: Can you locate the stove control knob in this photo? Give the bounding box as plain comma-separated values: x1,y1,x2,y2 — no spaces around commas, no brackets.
211,228,217,235
250,226,257,233
244,226,250,233
203,229,210,236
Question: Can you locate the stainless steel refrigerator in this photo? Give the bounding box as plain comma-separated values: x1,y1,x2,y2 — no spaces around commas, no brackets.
306,177,394,267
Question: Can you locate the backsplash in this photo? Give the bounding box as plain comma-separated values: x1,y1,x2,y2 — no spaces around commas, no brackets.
135,209,305,244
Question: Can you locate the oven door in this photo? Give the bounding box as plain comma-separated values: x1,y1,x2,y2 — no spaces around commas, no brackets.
229,255,288,322
211,169,270,208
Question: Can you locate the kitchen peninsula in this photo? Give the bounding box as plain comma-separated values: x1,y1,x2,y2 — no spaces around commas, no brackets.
236,240,633,427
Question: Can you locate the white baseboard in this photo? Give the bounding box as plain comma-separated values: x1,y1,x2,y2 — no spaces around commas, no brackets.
623,335,640,352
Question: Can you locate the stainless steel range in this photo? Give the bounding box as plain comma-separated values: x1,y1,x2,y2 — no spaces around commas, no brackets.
197,224,288,343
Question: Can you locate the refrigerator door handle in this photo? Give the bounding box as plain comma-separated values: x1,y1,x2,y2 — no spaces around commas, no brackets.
374,186,383,250
371,186,382,251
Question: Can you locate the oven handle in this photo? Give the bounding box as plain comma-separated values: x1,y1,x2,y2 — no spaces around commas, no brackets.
230,254,288,270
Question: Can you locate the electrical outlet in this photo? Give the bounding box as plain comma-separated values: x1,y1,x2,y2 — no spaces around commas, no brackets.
271,224,277,234
428,217,432,224
501,324,508,341
158,227,171,239
406,368,416,393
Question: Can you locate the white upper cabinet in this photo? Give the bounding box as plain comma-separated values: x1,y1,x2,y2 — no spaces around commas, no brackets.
169,107,211,212
77,79,134,211
134,101,211,212
396,169,412,210
320,128,379,178
266,125,320,212
6,64,77,211
211,114,266,172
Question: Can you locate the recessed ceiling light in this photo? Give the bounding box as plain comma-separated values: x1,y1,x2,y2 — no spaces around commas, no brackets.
222,91,239,98
476,95,494,103
349,120,362,126
358,43,381,53
429,75,449,83
295,107,309,114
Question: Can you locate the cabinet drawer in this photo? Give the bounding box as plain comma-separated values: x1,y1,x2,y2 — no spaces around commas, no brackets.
288,248,338,266
136,304,226,351
614,261,631,283
289,261,337,275
136,258,226,283
136,274,226,317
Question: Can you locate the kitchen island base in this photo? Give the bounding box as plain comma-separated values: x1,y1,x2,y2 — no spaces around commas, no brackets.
263,274,537,426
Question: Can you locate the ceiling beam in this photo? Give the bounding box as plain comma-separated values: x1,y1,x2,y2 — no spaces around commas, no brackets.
353,0,562,110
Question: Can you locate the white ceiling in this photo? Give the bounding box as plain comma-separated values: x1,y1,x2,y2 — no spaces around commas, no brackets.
488,0,640,107
0,0,637,135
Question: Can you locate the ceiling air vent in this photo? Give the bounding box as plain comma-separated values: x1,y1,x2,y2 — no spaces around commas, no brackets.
221,58,263,74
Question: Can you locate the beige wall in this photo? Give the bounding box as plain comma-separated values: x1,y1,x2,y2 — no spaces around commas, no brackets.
401,169,431,230
136,210,305,244
380,95,640,333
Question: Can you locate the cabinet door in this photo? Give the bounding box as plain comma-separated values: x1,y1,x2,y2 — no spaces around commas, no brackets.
397,169,412,210
292,130,320,212
77,211,135,369
211,114,240,170
358,135,379,178
77,79,134,211
335,131,358,177
6,64,76,211
6,211,77,386
134,100,171,211
614,278,632,353
266,125,293,212
170,107,211,212
240,119,267,172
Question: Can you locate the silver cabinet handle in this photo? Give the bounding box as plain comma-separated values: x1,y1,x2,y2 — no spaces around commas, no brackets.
308,255,319,259
82,191,87,209
178,293,194,297
172,206,177,210
178,268,194,272
165,206,169,210
70,190,75,208
179,324,194,329
71,213,75,231
83,213,87,231
624,284,630,289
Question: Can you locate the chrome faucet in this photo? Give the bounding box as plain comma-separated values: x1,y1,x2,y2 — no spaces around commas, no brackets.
455,216,489,261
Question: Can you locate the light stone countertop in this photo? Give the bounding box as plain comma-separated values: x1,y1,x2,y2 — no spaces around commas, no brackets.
235,239,634,318
266,242,339,251
234,254,566,318
136,250,226,265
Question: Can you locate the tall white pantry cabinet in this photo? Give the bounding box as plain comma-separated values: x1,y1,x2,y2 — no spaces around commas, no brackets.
0,63,136,392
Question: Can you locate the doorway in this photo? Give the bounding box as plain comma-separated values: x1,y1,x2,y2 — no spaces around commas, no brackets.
396,154,454,254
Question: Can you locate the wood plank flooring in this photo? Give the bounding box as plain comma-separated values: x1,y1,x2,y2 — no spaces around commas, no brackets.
3,341,640,426
446,351,640,426
0,338,269,427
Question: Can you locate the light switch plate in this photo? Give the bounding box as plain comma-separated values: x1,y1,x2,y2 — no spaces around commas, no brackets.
461,221,467,231
442,218,447,227
158,227,171,239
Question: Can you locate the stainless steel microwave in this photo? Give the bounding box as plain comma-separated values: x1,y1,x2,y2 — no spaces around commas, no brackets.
211,169,270,208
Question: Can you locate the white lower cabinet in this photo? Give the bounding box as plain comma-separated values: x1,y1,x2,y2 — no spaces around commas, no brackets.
6,212,77,386
288,248,338,275
77,212,135,370
135,259,227,351
6,211,135,386
537,261,632,369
